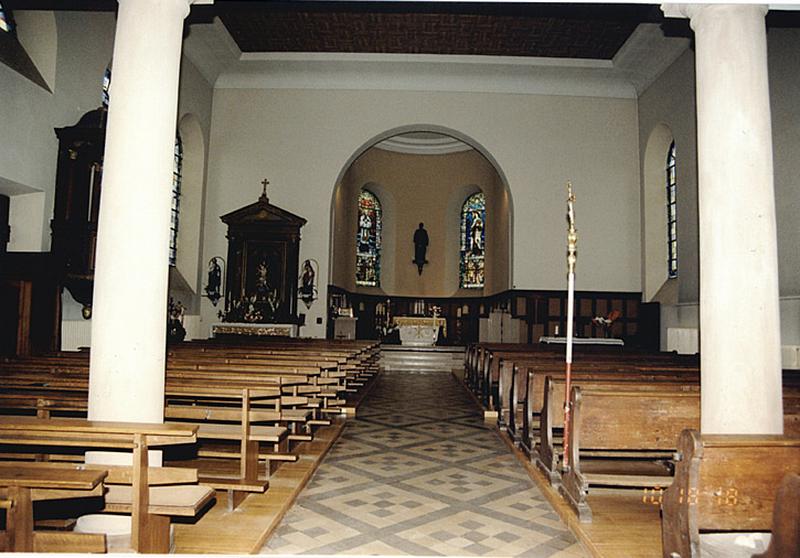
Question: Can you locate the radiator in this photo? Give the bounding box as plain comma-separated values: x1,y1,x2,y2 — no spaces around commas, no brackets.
782,345,800,370
61,320,92,351
666,327,699,355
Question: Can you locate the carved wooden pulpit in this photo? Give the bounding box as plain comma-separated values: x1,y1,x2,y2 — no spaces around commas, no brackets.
220,183,306,325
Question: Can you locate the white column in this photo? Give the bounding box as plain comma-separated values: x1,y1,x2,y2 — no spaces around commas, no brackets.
677,4,783,434
88,0,191,423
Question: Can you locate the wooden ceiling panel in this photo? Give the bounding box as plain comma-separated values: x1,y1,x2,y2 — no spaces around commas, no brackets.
218,6,649,60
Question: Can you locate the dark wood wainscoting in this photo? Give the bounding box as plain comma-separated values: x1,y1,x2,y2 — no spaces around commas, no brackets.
327,286,659,348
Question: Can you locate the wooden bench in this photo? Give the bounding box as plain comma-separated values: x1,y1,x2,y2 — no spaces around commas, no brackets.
560,386,701,522
0,461,108,552
753,473,800,558
661,430,800,558
536,376,699,486
521,365,700,459
0,417,214,553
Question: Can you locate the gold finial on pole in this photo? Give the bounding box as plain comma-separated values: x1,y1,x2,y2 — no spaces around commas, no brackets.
566,181,577,275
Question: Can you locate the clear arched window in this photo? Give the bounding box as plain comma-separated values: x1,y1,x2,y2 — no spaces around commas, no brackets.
170,135,182,267
355,189,382,287
666,141,677,278
460,192,485,288
0,3,13,33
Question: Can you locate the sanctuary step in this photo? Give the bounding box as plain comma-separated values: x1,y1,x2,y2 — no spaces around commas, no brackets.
380,345,465,372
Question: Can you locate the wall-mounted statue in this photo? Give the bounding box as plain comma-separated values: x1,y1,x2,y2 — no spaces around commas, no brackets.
413,222,429,275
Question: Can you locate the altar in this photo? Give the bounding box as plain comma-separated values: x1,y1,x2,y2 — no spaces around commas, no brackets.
394,317,447,346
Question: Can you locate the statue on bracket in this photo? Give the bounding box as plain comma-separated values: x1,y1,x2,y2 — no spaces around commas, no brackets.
203,256,224,306
298,258,318,309
413,222,429,275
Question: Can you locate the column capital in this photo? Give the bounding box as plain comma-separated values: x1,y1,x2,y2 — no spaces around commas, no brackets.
662,3,768,26
117,0,194,19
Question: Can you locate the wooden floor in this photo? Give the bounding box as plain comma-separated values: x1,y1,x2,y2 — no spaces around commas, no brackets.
498,429,663,558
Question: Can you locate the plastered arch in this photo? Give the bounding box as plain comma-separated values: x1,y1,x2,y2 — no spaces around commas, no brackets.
643,123,675,302
329,124,513,295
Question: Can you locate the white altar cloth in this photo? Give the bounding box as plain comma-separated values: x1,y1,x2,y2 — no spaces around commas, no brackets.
539,336,624,346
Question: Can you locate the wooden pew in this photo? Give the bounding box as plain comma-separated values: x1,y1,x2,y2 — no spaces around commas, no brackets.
0,461,107,552
521,364,700,458
753,473,800,558
661,430,800,558
0,417,214,553
536,376,699,485
560,386,701,522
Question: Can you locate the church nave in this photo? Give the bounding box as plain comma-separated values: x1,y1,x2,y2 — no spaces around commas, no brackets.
262,369,584,557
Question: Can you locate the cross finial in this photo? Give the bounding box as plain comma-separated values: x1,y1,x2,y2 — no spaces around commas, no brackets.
261,178,270,198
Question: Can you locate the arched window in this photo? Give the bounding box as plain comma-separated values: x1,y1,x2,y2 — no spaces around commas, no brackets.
170,135,182,267
460,192,485,288
355,189,382,287
666,141,677,278
101,65,111,107
0,3,13,33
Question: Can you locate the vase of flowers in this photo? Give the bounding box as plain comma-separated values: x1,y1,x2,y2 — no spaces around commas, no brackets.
591,310,621,338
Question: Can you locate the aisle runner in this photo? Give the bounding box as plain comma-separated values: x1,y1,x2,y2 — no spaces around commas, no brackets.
262,370,585,557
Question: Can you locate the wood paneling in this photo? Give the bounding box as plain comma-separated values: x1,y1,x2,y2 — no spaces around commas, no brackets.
328,287,652,347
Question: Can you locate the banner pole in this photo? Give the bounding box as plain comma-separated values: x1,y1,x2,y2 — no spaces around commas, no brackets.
562,181,578,471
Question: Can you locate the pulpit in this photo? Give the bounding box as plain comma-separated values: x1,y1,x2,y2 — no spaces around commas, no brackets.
394,316,447,346
220,186,306,327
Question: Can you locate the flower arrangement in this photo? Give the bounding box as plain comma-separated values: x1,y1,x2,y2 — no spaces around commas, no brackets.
591,310,621,337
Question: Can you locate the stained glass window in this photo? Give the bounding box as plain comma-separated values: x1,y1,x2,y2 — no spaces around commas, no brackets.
169,135,182,267
102,66,111,107
355,190,382,287
0,4,13,33
666,141,677,278
460,192,485,289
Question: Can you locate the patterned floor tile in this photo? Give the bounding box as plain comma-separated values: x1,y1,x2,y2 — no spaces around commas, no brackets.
402,467,521,503
393,509,561,557
403,439,501,464
262,507,361,553
332,451,440,480
347,427,439,449
300,466,374,498
311,483,450,529
261,369,586,557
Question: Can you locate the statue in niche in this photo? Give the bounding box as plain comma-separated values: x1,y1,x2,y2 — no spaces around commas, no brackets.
255,259,270,299
413,222,429,275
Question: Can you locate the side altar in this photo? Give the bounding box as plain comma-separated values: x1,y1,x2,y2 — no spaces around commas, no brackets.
394,316,447,346
216,181,306,336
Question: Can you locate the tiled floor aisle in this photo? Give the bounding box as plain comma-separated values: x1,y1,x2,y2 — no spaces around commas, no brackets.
262,369,587,557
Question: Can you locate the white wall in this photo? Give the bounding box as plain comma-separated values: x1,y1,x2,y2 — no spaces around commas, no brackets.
0,12,116,252
768,28,800,298
202,87,642,338
639,28,800,347
0,12,214,342
638,49,699,305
